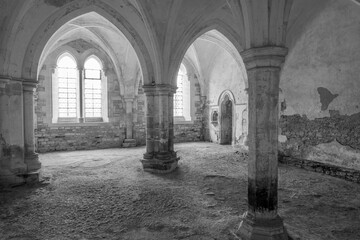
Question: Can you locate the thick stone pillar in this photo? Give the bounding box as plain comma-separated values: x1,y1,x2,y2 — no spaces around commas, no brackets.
23,81,41,172
168,92,174,153
237,47,288,240
0,78,27,186
123,98,136,148
141,84,179,173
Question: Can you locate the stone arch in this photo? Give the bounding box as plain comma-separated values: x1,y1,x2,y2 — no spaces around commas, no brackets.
218,90,236,145
54,48,80,69
19,0,153,86
183,53,206,97
168,19,247,89
80,50,105,70
0,1,35,76
42,31,126,96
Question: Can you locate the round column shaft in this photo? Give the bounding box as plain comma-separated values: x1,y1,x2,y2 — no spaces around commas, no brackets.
141,84,179,173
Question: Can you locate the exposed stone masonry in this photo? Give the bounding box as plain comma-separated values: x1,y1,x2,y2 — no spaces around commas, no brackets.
174,83,205,143
279,112,360,157
280,156,360,183
279,112,360,184
35,60,205,153
36,125,124,152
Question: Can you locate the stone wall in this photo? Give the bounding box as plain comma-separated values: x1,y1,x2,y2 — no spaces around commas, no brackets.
279,112,360,170
34,40,147,152
35,62,128,152
278,0,360,176
280,156,360,184
36,125,125,152
205,42,248,146
174,82,205,143
35,59,205,152
280,0,360,119
133,83,146,146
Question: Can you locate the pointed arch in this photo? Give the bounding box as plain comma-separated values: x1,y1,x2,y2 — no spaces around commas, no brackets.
168,19,247,89
182,55,205,96
20,0,153,86
218,90,236,106
218,90,236,145
57,52,77,69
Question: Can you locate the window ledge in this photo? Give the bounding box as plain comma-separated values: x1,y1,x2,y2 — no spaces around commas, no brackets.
174,120,194,125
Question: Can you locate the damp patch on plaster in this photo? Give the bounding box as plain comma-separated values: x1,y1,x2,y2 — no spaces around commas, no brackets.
317,87,339,111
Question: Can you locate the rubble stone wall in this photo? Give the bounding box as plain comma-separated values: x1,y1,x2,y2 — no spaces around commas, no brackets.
279,112,360,172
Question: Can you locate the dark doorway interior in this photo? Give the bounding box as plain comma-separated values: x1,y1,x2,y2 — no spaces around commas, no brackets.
220,95,232,145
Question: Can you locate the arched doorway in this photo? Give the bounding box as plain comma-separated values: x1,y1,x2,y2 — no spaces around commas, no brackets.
220,95,233,145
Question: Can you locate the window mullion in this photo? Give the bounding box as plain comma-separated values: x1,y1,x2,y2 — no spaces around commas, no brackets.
79,68,84,122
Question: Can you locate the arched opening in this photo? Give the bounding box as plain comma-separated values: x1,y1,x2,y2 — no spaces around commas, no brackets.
174,63,191,121
56,53,78,119
32,11,145,152
84,56,103,119
220,95,233,145
176,29,248,145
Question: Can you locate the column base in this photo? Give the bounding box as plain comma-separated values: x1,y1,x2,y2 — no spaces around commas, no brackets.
123,139,137,148
0,169,41,187
0,169,26,187
25,153,41,172
140,152,179,173
236,211,288,240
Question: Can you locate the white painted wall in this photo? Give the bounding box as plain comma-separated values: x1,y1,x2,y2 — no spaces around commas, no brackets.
281,0,360,119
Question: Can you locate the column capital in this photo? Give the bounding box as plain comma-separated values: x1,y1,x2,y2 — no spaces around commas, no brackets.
240,46,288,70
23,80,38,92
143,84,177,95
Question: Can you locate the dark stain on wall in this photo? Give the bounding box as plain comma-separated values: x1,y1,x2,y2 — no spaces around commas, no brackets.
317,87,338,111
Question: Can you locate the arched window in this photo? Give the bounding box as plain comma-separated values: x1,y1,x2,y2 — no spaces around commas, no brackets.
52,52,108,123
174,64,191,121
174,65,186,117
84,57,102,118
57,53,78,118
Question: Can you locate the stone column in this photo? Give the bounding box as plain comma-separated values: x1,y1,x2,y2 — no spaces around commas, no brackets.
23,81,41,172
123,98,136,148
141,84,179,173
200,96,209,141
0,78,27,186
237,47,288,240
168,91,175,153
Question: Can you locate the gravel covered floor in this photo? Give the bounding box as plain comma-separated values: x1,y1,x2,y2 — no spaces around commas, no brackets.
1,142,360,240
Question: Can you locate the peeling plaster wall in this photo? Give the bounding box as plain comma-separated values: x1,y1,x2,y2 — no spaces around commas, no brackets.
280,113,360,171
281,0,360,119
207,49,247,146
280,0,360,171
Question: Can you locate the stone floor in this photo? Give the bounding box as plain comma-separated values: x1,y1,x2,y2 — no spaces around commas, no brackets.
1,142,360,240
